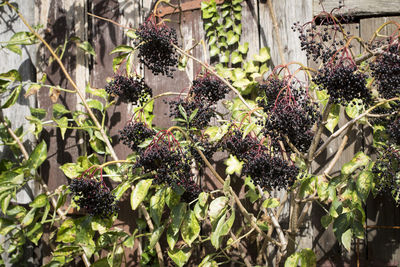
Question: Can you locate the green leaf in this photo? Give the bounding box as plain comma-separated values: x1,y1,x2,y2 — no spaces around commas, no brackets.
0,69,21,82
341,228,352,251
253,47,271,62
6,44,21,55
168,247,192,267
220,50,230,63
30,107,47,120
149,225,165,249
210,209,235,249
233,23,242,35
26,223,43,245
2,84,22,109
171,203,186,235
167,226,179,250
30,194,48,208
112,53,129,72
181,210,200,246
130,179,153,210
56,219,77,243
86,99,104,112
262,198,280,209
321,214,332,228
54,116,68,140
27,140,47,170
85,83,108,100
238,42,249,54
341,151,370,176
113,181,131,200
300,249,316,267
245,176,260,203
8,31,36,45
356,171,373,203
210,45,220,57
1,194,11,214
285,252,301,267
224,154,243,176
76,217,95,258
150,188,166,226
77,41,96,56
325,104,340,133
209,196,228,222
21,208,36,227
224,17,233,29
126,30,137,39
110,45,134,54
227,31,239,45
53,103,70,119
231,51,242,64
60,163,84,179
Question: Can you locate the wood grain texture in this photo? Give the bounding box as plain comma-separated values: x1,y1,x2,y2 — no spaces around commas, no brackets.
360,16,400,267
313,0,400,17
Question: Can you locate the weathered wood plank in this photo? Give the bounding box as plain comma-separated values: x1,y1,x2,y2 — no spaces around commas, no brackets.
360,16,400,266
313,0,400,17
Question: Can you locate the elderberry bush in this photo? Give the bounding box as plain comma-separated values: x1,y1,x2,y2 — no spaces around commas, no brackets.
387,117,400,146
169,98,215,129
69,178,119,218
372,148,400,204
105,75,152,105
313,64,371,105
119,122,155,151
370,44,400,99
135,18,178,77
135,142,202,203
190,73,229,104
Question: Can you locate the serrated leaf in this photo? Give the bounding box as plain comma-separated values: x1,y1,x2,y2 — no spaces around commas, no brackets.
30,194,48,208
130,179,153,210
150,188,166,226
262,198,280,209
181,210,200,246
110,45,134,55
325,104,340,133
149,225,165,249
2,84,22,109
53,103,70,119
77,41,96,56
168,248,192,267
209,196,228,222
27,140,47,170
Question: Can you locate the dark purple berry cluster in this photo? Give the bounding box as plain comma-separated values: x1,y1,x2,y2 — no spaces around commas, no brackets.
223,130,298,189
243,152,298,189
258,76,320,153
189,136,219,168
69,178,119,218
135,17,178,77
135,140,202,204
169,98,215,129
372,147,400,204
190,73,228,104
119,121,155,151
370,44,400,99
387,117,400,146
313,64,371,105
105,75,152,105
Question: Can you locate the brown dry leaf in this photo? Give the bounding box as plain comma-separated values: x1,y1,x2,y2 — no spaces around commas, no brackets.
50,87,61,103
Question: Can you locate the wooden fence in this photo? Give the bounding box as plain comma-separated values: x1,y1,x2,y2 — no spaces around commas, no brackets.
1,0,400,265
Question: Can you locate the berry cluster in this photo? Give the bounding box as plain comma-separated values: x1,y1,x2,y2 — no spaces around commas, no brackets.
223,130,298,189
313,64,371,105
105,75,152,105
189,136,219,167
243,152,298,189
135,17,178,77
370,44,400,99
372,147,400,204
190,73,228,104
135,138,202,204
119,121,156,151
169,99,215,129
258,76,320,153
387,117,400,146
69,178,119,218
